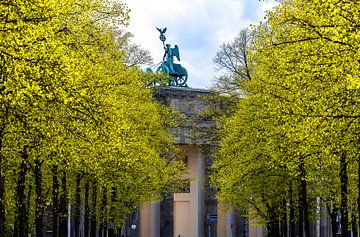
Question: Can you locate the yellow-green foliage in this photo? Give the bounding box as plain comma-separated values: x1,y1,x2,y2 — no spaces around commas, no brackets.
0,0,184,232
211,0,360,225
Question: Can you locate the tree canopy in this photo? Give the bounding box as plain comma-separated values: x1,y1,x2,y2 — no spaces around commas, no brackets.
211,0,360,236
0,0,184,236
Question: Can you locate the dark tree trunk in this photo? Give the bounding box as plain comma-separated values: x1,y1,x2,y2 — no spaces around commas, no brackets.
110,187,117,229
299,157,310,237
358,155,360,235
301,178,310,237
266,211,280,237
75,173,82,237
52,165,59,237
14,158,28,237
84,179,90,237
330,207,339,237
289,184,295,237
281,198,288,237
59,170,68,237
90,180,97,237
99,187,108,237
340,151,349,237
0,135,5,237
35,159,44,237
298,179,304,237
0,170,4,237
351,211,357,237
26,184,32,229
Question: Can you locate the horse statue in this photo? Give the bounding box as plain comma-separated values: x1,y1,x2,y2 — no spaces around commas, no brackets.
147,27,188,87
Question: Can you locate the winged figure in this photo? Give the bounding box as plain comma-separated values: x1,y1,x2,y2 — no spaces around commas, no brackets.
156,27,167,34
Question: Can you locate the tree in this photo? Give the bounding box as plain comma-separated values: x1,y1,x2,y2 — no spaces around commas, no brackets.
211,0,360,236
0,0,184,235
210,28,254,111
198,28,256,146
116,31,154,68
213,28,253,86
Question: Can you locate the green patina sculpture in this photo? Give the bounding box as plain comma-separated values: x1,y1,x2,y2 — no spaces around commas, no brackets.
147,27,188,87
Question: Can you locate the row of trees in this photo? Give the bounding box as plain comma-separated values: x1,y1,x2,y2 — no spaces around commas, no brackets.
210,0,360,236
0,0,184,236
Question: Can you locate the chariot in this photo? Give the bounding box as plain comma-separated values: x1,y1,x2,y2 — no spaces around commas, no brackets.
147,27,188,87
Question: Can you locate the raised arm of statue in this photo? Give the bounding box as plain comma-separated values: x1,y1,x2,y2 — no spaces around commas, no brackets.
153,27,188,86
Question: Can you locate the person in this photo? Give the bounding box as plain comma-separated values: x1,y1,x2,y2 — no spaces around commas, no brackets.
163,44,174,73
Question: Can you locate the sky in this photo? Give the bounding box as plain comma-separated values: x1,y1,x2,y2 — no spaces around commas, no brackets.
123,0,277,89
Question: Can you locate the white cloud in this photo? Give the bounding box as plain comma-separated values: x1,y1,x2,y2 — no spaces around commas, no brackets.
260,1,279,13
123,0,277,88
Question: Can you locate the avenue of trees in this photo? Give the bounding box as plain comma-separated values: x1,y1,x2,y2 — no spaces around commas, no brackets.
0,0,184,236
210,0,360,236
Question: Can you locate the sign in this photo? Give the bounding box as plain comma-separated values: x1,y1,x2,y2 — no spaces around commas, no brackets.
207,214,217,225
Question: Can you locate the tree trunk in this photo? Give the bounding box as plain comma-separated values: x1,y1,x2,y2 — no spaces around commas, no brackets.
59,170,68,237
0,134,5,237
281,198,288,237
330,207,339,237
289,184,295,237
340,151,349,237
301,178,310,237
52,165,59,237
266,210,280,237
358,155,360,236
298,179,304,237
75,173,82,237
351,211,357,237
99,187,108,237
90,180,97,237
110,187,117,230
35,159,44,237
0,170,4,237
14,158,28,237
84,179,90,237
299,157,310,237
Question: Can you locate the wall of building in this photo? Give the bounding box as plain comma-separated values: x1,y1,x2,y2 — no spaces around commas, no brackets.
138,86,248,237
